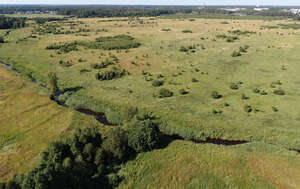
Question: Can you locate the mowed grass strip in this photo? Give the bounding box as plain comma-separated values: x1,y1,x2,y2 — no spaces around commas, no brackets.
0,66,73,182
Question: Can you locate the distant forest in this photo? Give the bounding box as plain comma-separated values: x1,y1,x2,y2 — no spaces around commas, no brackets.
0,5,297,18
0,16,26,29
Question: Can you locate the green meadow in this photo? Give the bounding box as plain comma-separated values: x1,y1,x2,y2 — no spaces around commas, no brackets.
0,15,300,187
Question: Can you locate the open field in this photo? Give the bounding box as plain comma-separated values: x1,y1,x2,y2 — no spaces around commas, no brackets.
1,17,300,149
0,65,105,181
118,140,300,189
0,13,300,188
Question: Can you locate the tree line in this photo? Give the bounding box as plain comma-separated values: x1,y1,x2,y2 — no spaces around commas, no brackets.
0,5,298,19
0,16,26,29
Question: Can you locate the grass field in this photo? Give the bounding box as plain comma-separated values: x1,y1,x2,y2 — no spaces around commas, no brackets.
118,140,300,189
0,65,105,181
0,15,300,187
0,17,300,147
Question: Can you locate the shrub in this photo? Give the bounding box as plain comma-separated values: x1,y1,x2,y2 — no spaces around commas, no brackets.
152,80,164,87
226,37,235,42
272,106,279,112
192,78,199,82
95,68,127,81
224,102,230,107
102,128,128,162
179,89,188,95
0,37,4,43
91,60,113,69
46,42,78,53
161,28,171,31
273,89,285,95
220,21,229,24
241,94,249,100
59,60,72,67
182,30,193,33
239,46,247,53
93,34,141,50
212,109,222,114
211,91,222,99
78,58,86,62
80,69,91,73
231,51,241,57
230,83,239,90
158,88,173,98
260,90,268,95
244,105,252,113
48,72,59,96
179,46,188,52
128,117,160,153
252,88,260,93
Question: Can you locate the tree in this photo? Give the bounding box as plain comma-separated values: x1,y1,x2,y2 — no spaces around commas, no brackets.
128,118,160,153
102,128,128,162
48,72,60,97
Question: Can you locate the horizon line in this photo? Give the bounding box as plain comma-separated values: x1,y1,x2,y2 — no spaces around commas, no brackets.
0,4,300,6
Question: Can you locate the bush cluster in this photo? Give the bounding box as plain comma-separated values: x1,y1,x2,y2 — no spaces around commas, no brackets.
46,42,79,53
95,68,127,81
152,80,164,87
156,88,173,98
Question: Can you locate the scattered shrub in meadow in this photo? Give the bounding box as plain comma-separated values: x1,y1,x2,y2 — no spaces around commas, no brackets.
152,80,164,87
211,91,222,99
157,88,173,98
179,89,188,95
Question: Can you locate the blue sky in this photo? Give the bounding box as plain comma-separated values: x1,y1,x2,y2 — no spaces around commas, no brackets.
0,0,299,6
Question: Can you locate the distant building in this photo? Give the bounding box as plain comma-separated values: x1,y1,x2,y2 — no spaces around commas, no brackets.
289,9,300,14
220,8,242,12
253,8,269,11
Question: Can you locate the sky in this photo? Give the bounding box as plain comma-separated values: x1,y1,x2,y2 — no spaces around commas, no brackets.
0,0,300,6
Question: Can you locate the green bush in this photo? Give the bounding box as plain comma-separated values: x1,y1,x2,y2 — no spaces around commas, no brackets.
46,42,79,53
48,72,60,96
182,30,193,33
59,60,72,67
192,78,199,82
272,106,279,112
179,89,188,95
244,105,252,113
158,88,173,98
260,90,268,95
102,128,128,162
231,51,241,57
91,60,113,69
241,94,250,100
239,46,247,53
211,91,222,99
128,116,160,153
230,83,239,90
93,34,141,50
0,37,4,43
179,46,188,52
220,21,229,24
152,80,164,87
95,68,127,81
252,88,260,93
226,36,238,42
